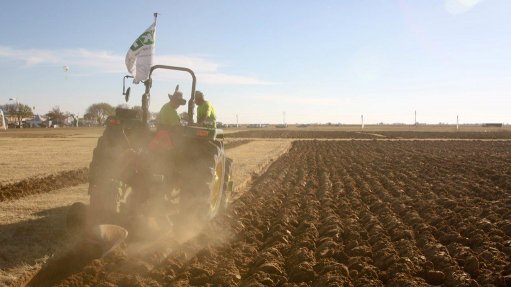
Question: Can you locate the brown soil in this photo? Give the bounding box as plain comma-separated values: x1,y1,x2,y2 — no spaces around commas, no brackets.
0,169,89,202
225,130,376,139
379,131,511,139
225,130,511,139
25,140,511,286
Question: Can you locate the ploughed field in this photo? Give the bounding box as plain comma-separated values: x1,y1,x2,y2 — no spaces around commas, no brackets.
53,140,511,286
225,130,511,139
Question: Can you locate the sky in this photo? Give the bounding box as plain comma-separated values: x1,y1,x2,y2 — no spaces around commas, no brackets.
0,0,510,124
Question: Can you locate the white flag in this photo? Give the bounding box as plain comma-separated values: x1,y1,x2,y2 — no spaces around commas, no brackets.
125,20,156,84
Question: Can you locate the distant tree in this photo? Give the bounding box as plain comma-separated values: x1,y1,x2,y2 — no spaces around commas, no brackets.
83,113,93,121
1,103,33,127
45,106,69,126
85,103,114,125
69,114,79,127
1,104,16,115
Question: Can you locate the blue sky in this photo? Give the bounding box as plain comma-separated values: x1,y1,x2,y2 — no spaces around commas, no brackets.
0,0,509,124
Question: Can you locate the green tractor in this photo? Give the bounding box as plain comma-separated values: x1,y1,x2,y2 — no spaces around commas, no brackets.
67,65,233,245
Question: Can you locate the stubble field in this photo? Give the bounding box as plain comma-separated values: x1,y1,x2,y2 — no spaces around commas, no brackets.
1,127,510,286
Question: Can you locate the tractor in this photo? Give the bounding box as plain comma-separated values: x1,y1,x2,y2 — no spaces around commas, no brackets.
67,65,233,248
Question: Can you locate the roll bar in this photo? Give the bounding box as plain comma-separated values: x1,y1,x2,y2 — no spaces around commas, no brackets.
140,65,197,124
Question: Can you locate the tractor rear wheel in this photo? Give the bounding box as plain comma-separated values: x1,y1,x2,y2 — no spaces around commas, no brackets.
179,142,226,225
220,157,234,210
88,132,127,225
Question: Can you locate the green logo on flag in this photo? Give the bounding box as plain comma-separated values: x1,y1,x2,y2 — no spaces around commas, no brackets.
130,30,155,51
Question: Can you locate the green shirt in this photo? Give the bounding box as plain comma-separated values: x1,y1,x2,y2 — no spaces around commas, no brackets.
197,100,216,127
159,102,180,126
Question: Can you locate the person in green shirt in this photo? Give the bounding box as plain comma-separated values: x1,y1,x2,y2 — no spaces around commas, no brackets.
159,89,186,127
194,90,216,128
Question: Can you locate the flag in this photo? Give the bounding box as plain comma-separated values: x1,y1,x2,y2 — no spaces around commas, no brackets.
125,20,156,84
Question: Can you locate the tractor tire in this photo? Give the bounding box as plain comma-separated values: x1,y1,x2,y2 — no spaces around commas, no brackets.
220,157,234,210
180,141,226,223
88,132,127,225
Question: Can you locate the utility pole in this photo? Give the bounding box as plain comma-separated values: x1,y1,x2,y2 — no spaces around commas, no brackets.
456,115,459,131
414,110,417,126
283,111,286,126
361,114,364,130
236,114,239,128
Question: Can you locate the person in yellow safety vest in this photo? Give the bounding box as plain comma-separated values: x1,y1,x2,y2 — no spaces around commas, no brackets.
159,88,186,127
194,90,216,128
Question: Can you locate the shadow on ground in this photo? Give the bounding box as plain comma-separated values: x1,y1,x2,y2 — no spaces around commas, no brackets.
0,205,76,285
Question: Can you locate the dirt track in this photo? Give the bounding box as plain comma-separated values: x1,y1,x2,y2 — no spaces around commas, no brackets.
33,140,511,286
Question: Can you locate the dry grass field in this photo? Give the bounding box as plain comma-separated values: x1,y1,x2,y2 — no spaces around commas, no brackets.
226,140,291,199
0,128,250,185
0,128,102,184
1,127,510,286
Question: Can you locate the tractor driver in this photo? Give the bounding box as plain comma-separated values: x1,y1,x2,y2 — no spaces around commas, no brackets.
149,88,187,151
194,90,216,128
159,89,186,127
